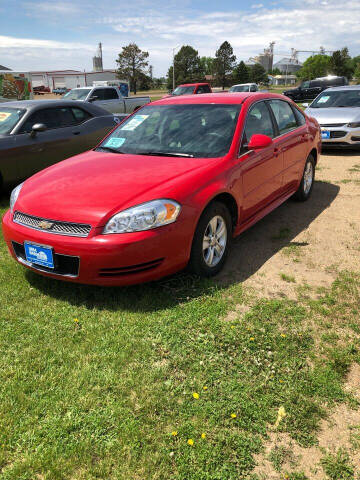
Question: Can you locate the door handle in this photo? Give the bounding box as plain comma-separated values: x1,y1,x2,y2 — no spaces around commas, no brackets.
273,147,281,156
72,131,81,135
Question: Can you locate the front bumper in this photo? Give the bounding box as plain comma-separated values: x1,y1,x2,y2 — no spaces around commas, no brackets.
320,125,360,147
2,209,191,286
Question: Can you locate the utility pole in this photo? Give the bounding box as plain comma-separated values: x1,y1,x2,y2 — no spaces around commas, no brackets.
172,45,180,91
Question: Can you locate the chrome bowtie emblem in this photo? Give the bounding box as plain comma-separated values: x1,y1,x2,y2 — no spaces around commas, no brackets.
38,220,53,230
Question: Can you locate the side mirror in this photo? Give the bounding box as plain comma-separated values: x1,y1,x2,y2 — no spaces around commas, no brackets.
30,123,47,138
302,103,309,108
88,96,98,102
248,134,273,150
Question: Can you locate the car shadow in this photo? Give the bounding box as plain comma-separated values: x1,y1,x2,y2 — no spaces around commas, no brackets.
322,148,360,157
25,180,339,313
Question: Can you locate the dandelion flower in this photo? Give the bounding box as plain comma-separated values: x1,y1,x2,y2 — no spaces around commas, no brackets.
250,337,255,341
203,386,208,391
231,413,237,418
273,406,287,429
171,431,178,436
74,318,79,322
193,392,199,399
279,379,284,383
201,433,206,439
280,333,286,338
187,439,194,446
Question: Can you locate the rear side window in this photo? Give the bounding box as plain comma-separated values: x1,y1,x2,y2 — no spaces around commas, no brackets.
292,106,306,126
268,100,298,135
20,107,77,132
243,101,275,143
71,107,91,124
92,89,107,100
103,88,118,100
310,80,321,87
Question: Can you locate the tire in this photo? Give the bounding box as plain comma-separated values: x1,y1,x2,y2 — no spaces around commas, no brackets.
189,201,232,277
293,154,315,201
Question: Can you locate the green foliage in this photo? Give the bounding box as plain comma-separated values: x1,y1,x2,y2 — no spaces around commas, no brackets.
232,61,250,84
249,63,269,84
354,64,360,84
330,47,353,79
321,449,354,479
214,41,236,89
167,45,204,90
296,54,331,80
116,43,149,95
200,56,216,76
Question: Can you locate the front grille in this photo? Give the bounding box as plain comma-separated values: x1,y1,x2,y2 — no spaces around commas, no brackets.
98,258,164,277
13,211,91,237
330,131,347,138
351,136,360,142
320,123,345,127
12,241,80,277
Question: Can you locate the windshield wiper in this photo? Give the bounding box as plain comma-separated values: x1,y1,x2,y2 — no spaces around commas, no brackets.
95,146,125,154
139,151,194,158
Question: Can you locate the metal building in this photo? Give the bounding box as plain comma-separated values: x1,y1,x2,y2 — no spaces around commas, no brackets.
273,57,303,74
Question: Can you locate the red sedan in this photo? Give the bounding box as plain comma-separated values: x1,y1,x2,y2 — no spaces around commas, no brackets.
2,93,321,286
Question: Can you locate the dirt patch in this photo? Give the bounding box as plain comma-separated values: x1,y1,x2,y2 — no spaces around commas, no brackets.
218,151,360,299
253,364,360,479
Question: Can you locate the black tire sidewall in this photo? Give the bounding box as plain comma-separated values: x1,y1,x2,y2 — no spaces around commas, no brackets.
189,201,232,277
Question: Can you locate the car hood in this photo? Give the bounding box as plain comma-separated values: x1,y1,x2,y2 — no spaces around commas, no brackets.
305,107,360,124
15,150,212,226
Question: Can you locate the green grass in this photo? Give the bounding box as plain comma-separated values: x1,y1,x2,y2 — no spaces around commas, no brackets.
321,449,355,480
0,195,359,479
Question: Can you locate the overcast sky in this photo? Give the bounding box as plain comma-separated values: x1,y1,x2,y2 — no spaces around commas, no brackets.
1,0,360,76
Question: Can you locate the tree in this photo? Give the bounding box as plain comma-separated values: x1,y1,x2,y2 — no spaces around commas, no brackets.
330,47,353,79
167,45,203,90
250,64,268,84
232,61,250,84
354,64,360,84
296,54,331,80
269,67,282,75
116,43,149,95
200,56,216,76
214,41,236,89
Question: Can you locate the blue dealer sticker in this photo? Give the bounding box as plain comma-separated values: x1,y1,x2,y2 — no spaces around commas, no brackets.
105,137,126,148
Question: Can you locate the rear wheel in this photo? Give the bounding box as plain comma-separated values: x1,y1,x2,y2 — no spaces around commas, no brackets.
189,202,232,277
293,154,315,201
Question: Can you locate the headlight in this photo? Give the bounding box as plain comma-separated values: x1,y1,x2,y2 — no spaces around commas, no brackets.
10,182,24,213
103,199,181,234
347,122,360,128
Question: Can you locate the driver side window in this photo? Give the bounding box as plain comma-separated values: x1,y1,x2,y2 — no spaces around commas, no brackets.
242,101,275,148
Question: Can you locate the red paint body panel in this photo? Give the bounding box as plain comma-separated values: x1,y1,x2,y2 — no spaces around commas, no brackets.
2,93,321,286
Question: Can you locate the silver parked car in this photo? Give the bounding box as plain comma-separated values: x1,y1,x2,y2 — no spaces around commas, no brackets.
229,83,259,93
304,86,360,148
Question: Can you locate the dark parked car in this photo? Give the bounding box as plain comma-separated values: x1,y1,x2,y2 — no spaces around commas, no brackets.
283,76,348,102
0,100,119,190
53,87,69,95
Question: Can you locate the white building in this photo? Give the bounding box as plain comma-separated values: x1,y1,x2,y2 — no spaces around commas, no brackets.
30,70,119,91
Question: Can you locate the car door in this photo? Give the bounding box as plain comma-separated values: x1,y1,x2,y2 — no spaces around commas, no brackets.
267,99,309,191
237,100,284,221
308,80,323,100
98,88,124,113
69,106,116,151
13,107,81,179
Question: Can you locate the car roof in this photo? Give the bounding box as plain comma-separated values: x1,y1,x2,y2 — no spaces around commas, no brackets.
2,99,111,115
322,85,360,92
152,92,287,106
177,83,208,87
231,83,256,86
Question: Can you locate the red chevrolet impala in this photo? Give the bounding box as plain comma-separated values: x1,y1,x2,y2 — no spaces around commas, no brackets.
2,93,321,286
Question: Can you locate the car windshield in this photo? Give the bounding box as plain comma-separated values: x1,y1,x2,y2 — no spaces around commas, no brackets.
63,89,91,100
310,90,360,108
0,107,26,134
97,104,241,158
172,86,195,96
229,85,249,92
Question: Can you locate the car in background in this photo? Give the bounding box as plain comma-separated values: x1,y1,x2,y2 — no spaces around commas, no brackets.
229,83,258,93
164,83,212,98
0,100,119,190
304,85,360,148
53,87,69,95
2,92,320,286
283,76,348,102
62,86,150,114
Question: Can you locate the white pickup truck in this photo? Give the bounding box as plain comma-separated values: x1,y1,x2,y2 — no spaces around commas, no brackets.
62,85,150,114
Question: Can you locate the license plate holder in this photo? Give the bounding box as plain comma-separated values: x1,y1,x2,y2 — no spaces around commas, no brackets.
321,129,330,139
24,242,54,269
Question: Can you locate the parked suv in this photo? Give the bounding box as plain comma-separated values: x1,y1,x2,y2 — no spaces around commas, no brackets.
283,76,348,102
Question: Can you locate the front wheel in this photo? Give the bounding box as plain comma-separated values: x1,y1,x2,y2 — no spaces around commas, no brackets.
293,154,315,201
189,202,232,277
